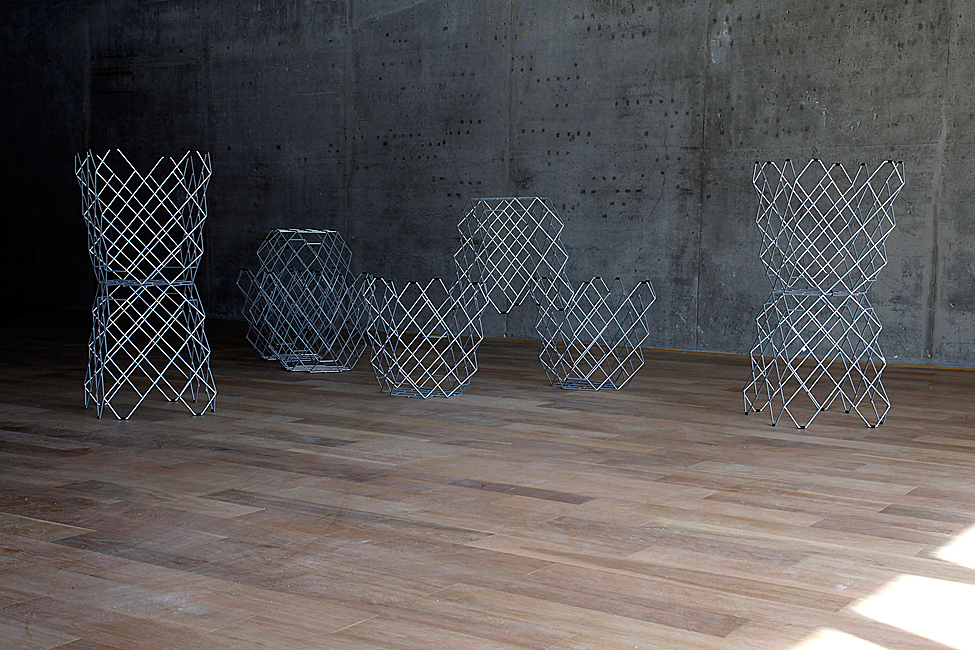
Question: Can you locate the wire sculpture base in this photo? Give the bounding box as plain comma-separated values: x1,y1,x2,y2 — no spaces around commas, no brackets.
536,277,656,390
455,197,570,313
76,150,216,419
744,291,888,428
238,230,368,373
743,159,904,428
85,282,216,420
364,278,487,398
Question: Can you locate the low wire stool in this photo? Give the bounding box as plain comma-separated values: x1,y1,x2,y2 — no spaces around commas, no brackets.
76,150,217,419
238,229,368,372
363,277,487,398
536,277,656,390
743,159,904,428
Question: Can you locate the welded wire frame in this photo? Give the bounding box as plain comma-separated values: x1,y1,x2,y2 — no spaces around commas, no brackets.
85,282,216,420
744,292,888,428
77,150,216,419
535,277,656,390
744,160,904,428
238,230,368,372
454,197,570,313
76,150,210,284
754,160,903,294
363,277,488,398
239,268,368,372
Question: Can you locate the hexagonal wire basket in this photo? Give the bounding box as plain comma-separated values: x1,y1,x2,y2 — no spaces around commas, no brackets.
535,276,657,390
454,197,570,313
455,197,658,390
238,229,368,372
743,159,905,428
363,277,488,398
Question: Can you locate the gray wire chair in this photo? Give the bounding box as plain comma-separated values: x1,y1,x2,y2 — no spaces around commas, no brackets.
238,229,368,372
536,277,656,390
76,150,216,419
743,159,905,428
363,277,488,398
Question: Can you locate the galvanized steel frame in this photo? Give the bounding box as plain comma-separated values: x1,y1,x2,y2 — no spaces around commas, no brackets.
455,197,570,314
536,277,657,390
363,277,487,398
76,150,216,419
238,229,368,373
744,159,904,428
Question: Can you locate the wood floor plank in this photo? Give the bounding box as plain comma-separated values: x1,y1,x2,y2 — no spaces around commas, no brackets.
0,512,94,542
331,615,537,650
0,614,79,649
3,313,975,648
468,534,853,610
425,583,737,648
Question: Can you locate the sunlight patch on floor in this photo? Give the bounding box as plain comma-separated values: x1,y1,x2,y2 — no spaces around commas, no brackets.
852,574,975,650
935,523,975,571
791,629,888,650
790,518,975,650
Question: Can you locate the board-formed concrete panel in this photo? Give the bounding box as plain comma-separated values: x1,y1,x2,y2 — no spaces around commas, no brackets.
348,0,511,293
7,0,975,366
507,0,708,347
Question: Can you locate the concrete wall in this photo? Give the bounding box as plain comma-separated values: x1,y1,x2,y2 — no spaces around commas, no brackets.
2,0,972,365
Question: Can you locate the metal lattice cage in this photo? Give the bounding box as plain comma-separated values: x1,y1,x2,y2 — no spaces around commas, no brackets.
238,229,368,373
744,160,905,428
536,277,656,391
77,150,210,284
76,150,216,419
363,277,487,398
455,197,570,314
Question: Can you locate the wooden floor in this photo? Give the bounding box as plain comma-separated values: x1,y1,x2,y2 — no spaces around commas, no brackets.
3,311,975,649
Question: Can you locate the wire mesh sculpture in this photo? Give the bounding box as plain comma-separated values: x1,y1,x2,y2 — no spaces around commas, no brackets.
743,159,905,428
363,277,488,398
237,268,277,362
76,150,216,419
454,197,570,313
238,229,368,372
535,277,656,390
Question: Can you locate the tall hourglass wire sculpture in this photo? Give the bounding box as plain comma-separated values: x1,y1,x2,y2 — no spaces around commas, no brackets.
76,150,217,419
743,159,904,428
